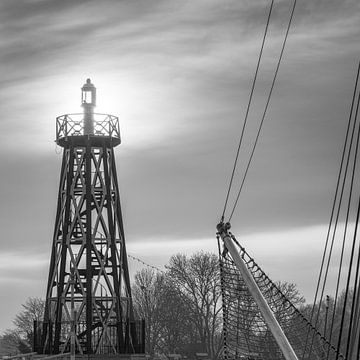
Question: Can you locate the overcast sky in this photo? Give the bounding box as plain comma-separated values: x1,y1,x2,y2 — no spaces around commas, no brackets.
0,0,359,333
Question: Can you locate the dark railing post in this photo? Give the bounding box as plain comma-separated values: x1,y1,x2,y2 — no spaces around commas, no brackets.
49,320,53,355
141,319,146,353
64,115,68,138
33,320,38,353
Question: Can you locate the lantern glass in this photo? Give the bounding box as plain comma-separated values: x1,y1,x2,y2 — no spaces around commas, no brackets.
82,90,93,104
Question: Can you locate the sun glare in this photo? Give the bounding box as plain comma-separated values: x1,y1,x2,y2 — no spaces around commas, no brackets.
83,73,183,149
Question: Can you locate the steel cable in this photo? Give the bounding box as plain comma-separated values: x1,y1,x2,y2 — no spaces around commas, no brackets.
335,72,360,359
228,0,297,222
325,81,360,359
304,61,360,360
221,0,274,221
303,65,360,358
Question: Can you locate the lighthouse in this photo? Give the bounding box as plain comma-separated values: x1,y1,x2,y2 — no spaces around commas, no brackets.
38,80,144,356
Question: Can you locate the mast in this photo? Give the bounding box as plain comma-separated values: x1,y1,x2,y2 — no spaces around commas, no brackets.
217,222,299,360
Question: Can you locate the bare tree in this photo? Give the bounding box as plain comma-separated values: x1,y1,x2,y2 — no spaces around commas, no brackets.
132,268,192,355
0,297,45,355
156,278,197,355
167,251,223,360
0,329,22,355
132,268,166,356
13,296,45,348
300,288,355,356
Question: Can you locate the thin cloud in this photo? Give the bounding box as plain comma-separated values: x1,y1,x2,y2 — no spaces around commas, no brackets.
0,0,359,332
0,251,48,283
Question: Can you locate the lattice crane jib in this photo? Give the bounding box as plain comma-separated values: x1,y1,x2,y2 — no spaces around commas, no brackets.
38,80,144,355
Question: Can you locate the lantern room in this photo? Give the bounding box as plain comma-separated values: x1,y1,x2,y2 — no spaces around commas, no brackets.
81,78,96,106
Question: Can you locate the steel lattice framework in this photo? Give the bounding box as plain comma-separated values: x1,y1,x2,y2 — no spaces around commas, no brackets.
39,80,143,356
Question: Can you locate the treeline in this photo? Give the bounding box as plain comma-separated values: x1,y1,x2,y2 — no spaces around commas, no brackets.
300,289,356,357
132,252,222,359
0,251,354,359
0,297,44,355
0,251,223,358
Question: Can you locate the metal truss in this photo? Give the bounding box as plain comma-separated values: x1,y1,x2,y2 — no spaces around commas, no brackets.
42,137,139,355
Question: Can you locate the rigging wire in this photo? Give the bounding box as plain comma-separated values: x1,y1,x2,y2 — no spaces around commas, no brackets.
335,77,360,359
215,0,360,354
305,60,360,332
221,0,274,222
310,60,359,358
346,208,360,357
346,235,360,359
306,63,360,358
303,61,360,359
331,86,360,359
228,0,297,222
127,253,165,274
343,199,360,358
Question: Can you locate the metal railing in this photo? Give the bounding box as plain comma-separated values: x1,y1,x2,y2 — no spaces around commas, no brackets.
56,113,120,142
3,352,37,359
34,319,145,355
41,353,70,359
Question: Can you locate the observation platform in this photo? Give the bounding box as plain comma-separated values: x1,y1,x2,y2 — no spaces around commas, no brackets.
56,113,121,147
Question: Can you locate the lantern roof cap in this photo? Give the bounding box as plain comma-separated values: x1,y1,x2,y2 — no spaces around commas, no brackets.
82,78,95,89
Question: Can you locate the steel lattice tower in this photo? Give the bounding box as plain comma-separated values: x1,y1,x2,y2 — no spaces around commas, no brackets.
39,80,143,356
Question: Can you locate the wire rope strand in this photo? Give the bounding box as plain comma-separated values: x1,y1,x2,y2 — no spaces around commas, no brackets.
228,0,297,222
221,0,274,221
302,60,360,360
309,65,360,360
304,62,360,352
345,209,360,357
323,65,360,359
127,253,165,274
324,83,360,359
334,80,360,359
344,199,360,358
